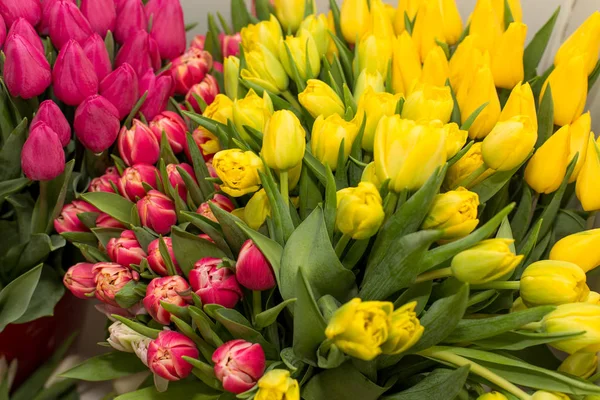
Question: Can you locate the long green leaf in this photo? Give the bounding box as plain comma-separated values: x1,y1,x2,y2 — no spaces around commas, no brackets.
523,7,560,79
0,264,42,332
60,352,147,381
380,366,470,400
81,192,135,225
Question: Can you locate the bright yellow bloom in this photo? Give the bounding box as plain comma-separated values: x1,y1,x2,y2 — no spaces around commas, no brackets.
224,56,240,100
279,29,321,81
354,69,385,101
232,89,273,140
421,187,479,242
380,302,424,355
482,116,536,171
298,79,345,119
311,114,359,171
368,0,395,39
555,11,600,75
262,110,306,171
568,112,592,183
273,0,305,33
421,45,450,87
355,88,401,152
401,83,454,123
340,0,370,44
336,182,385,240
255,370,299,400
361,162,382,189
525,125,571,194
213,149,264,197
385,4,396,26
299,14,330,57
575,134,600,211
203,94,233,124
549,228,600,273
499,81,537,132
325,298,393,360
586,291,600,305
442,123,468,160
392,32,422,95
458,65,501,139
491,22,527,89
558,352,598,379
241,44,289,94
445,142,494,189
531,392,570,400
241,15,283,54
491,0,523,26
477,393,509,400
520,260,590,307
356,34,393,78
542,303,600,354
411,0,446,62
449,35,489,92
438,0,463,45
244,189,270,230
393,0,423,35
470,0,503,53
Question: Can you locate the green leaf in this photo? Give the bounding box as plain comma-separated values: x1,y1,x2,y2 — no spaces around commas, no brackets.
115,280,146,308
183,356,223,390
210,203,246,255
60,352,147,381
460,102,488,131
180,211,232,258
111,315,160,339
189,306,223,348
523,7,560,79
393,281,432,314
124,92,148,128
207,14,223,62
293,269,327,365
511,184,533,243
328,32,354,83
258,169,295,244
255,298,296,329
324,165,337,241
172,226,227,276
230,0,254,32
380,366,470,400
303,149,328,186
299,166,323,220
81,192,135,225
185,133,214,201
471,330,585,351
0,264,42,332
13,266,65,324
536,84,554,148
254,0,271,21
0,178,29,202
328,0,343,40
0,117,27,181
115,380,221,400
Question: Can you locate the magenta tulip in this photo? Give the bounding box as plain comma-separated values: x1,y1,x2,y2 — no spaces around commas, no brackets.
80,0,116,37
114,0,147,45
213,61,223,73
54,200,99,234
99,63,139,120
90,167,120,193
63,263,96,299
53,40,98,106
185,75,219,113
166,163,196,202
137,190,177,235
0,15,6,49
196,194,235,223
170,48,213,95
83,33,112,82
213,340,266,394
190,34,205,50
96,213,125,229
0,0,41,28
38,0,70,35
189,257,243,308
150,111,187,154
7,18,43,54
145,0,185,60
115,30,160,78
147,331,198,381
138,69,174,120
93,262,137,306
118,119,160,166
3,34,51,98
107,230,147,267
31,100,71,147
74,95,120,152
236,240,276,291
219,33,241,58
143,276,192,325
48,0,93,50
21,122,65,181
147,237,182,276
118,164,159,201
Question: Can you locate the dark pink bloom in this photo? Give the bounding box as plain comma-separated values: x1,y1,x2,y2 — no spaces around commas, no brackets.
147,331,198,381
150,111,187,154
93,262,137,306
118,119,160,166
189,257,243,308
166,163,196,202
138,69,174,120
196,194,234,223
185,74,219,113
236,240,276,291
83,33,112,82
114,0,147,44
63,262,96,299
52,40,98,106
170,48,213,95
118,164,159,201
107,230,147,267
39,0,74,36
3,34,51,98
137,190,177,235
47,0,93,50
21,122,64,181
7,17,44,54
213,340,266,394
90,167,120,193
80,0,116,37
0,0,41,28
219,33,241,58
31,100,71,147
145,0,185,60
147,237,181,276
115,30,160,78
99,63,140,120
143,276,192,325
74,95,120,152
54,200,99,234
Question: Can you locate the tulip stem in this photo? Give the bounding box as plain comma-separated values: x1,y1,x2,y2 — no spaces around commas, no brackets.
383,191,400,220
455,164,488,189
279,170,289,212
253,291,262,324
282,90,302,112
335,234,352,258
470,281,521,290
586,211,597,230
414,267,453,283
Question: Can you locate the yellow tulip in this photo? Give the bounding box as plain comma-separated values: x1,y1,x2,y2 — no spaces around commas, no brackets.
511,297,528,313
393,0,423,35
354,69,385,101
411,0,446,62
421,45,450,87
542,303,600,354
368,0,395,39
421,187,480,242
470,0,503,53
244,189,270,230
555,11,600,75
568,112,592,183
499,81,537,132
442,123,468,160
477,393,509,400
311,114,359,171
491,0,523,26
203,94,234,124
241,44,289,94
380,302,424,355
325,298,393,360
356,34,393,78
224,56,240,100
549,228,600,273
385,4,397,26
326,11,339,63
458,65,501,139
491,22,527,89
449,35,489,92
558,352,598,379
273,0,305,33
575,134,600,211
520,260,590,307
298,79,345,119
340,0,370,44
374,117,447,192
213,149,264,197
355,88,401,152
451,238,523,284
299,14,330,57
392,32,422,95
541,55,588,126
401,83,454,123
524,125,571,194
586,291,600,305
278,29,321,81
531,392,570,400
482,116,536,171
255,370,299,400
262,110,306,171
438,0,464,44
241,15,283,54
361,162,382,189
232,89,274,140
335,182,385,240
445,142,494,189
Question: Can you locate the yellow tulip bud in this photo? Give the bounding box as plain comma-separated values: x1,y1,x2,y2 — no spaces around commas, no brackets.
356,34,393,78
439,0,464,44
458,65,501,139
385,4,396,25
575,134,600,211
520,260,590,307
279,29,321,81
298,79,345,119
449,36,488,92
401,83,454,124
262,110,306,171
380,302,424,355
255,370,299,400
586,292,600,305
336,182,385,240
361,162,382,189
558,352,598,379
411,0,446,62
273,0,305,34
555,12,600,75
511,297,528,313
203,94,234,124
491,22,527,89
224,56,240,100
445,142,494,189
532,392,570,400
470,0,503,54
541,55,588,127
369,0,395,39
549,228,600,273
568,112,592,182
525,125,570,194
421,45,450,87
374,117,447,192
340,0,370,44
442,123,468,160
542,303,600,354
326,11,339,63
299,14,330,57
450,238,523,284
241,15,283,55
491,0,523,26
244,189,271,230
499,81,537,132
311,114,359,171
325,298,393,360
354,69,385,101
392,32,422,95
477,392,509,400
393,0,423,35
233,89,274,141
355,88,401,152
482,116,536,171
213,149,264,197
421,187,480,242
241,44,289,95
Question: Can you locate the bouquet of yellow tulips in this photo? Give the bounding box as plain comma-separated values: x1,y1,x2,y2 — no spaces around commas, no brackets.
58,0,600,399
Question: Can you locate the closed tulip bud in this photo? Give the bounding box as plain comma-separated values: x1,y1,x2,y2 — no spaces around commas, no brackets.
469,0,503,54
531,392,570,400
90,167,120,193
353,69,385,101
139,70,175,120
96,213,125,229
143,276,192,325
186,74,219,113
218,32,241,59
575,134,600,212
451,239,523,284
356,34,393,79
241,15,283,55
99,63,139,120
166,163,196,201
241,44,289,95
439,0,463,44
213,149,264,197
442,123,468,160
361,162,382,189
7,18,44,55
445,143,493,189
402,83,454,124
74,95,121,153
118,164,159,201
411,0,446,62
449,36,488,92
458,65,501,139
189,257,243,308
279,29,321,81
244,189,271,230
80,0,116,37
525,125,570,194
3,34,51,99
521,261,590,307
482,116,536,171
147,331,198,381
477,392,508,400
224,56,240,99
21,122,65,181
145,0,185,60
550,228,600,273
380,302,424,355
340,0,370,44
53,200,98,234
233,89,274,140
48,0,93,50
541,55,587,127
558,352,597,379
107,321,148,353
150,111,187,154
555,12,600,76
31,100,71,147
421,188,480,241
107,230,147,267
115,31,161,78
298,79,345,119
262,110,306,171
39,0,73,36
137,190,177,235
235,239,276,292
196,194,235,222
64,263,96,299
393,0,423,35
147,237,182,276
118,120,160,166
93,262,137,306
53,40,98,106
355,89,401,151
114,0,147,44
273,0,305,33
392,32,422,95
498,81,537,132
491,0,523,25
0,0,40,27
311,114,358,171
542,303,600,354
336,182,385,240
170,48,213,95
299,14,329,57
491,22,527,89
82,34,112,82
213,339,266,394
567,112,592,182
421,46,450,87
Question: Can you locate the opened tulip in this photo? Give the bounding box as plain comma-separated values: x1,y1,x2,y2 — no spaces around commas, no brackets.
336,182,385,240
145,0,186,60
567,112,592,182
166,163,196,201
541,55,587,126
575,134,600,211
498,81,537,132
380,302,424,355
93,262,137,306
451,239,523,284
213,339,266,394
21,122,65,181
7,18,44,54
90,167,120,193
47,0,93,49
279,29,320,81
53,200,98,234
213,149,264,197
63,263,96,299
542,303,600,354
107,230,147,267
339,0,370,44
355,89,401,152
411,0,447,62
392,32,422,95
353,69,385,101
137,190,177,235
147,237,182,276
421,188,480,242
99,63,140,120
402,83,454,124
521,261,590,307
80,0,115,37
421,45,450,87
554,12,600,75
189,257,243,308
525,125,570,194
311,114,358,171
74,95,121,153
233,89,273,140
196,194,235,222
478,393,508,400
262,110,306,171
491,22,527,89
139,69,174,120
356,34,393,79
150,111,187,154
82,34,112,82
458,65,501,139
31,100,71,147
3,34,51,99
118,164,159,201
143,276,192,325
241,44,289,95
224,56,240,99
469,0,503,53
255,370,299,400
550,229,600,273
114,0,147,44
53,40,98,106
586,292,600,305
244,189,271,230
186,74,220,113
107,321,149,353
240,15,282,55
236,240,276,291
298,79,345,119
299,14,329,57
147,331,198,381
0,0,40,27
482,116,537,171
171,48,213,95
558,352,598,379
118,119,160,166
115,31,161,78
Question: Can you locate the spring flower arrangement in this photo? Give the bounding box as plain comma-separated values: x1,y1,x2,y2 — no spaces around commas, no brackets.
52,0,600,399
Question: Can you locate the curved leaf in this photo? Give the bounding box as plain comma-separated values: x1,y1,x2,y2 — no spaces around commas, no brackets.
0,264,42,331
380,366,469,400
60,352,147,382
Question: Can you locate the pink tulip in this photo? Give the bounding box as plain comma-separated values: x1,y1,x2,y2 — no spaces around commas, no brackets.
138,69,174,120
190,34,205,51
185,127,220,162
21,122,65,181
196,194,234,223
147,331,198,381
39,0,73,35
93,262,138,306
90,167,120,193
83,33,112,82
198,233,215,243
63,262,96,299
80,0,116,37
236,240,276,291
115,30,160,78
0,15,5,49
107,230,147,267
31,100,71,147
137,190,177,235
7,18,44,54
186,74,220,113
145,0,185,60
99,63,139,120
213,340,266,394
118,119,160,166
166,163,196,202
96,212,125,229
3,34,51,98
53,40,98,106
170,48,213,95
150,111,187,154
213,62,223,73
48,0,93,50
0,0,41,28
189,257,243,308
219,33,241,58
143,276,192,325
54,200,99,234
147,237,182,276
74,95,121,152
114,0,147,45
205,160,220,191
118,164,159,201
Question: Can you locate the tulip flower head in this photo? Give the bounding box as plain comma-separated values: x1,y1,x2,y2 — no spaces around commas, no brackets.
575,134,600,212
115,31,161,78
458,65,501,139
240,15,283,55
80,0,116,37
63,263,96,299
298,79,345,119
353,69,385,101
235,240,276,291
185,74,220,113
542,303,600,354
90,167,120,193
187,128,221,162
355,89,402,151
96,213,125,229
255,369,299,400
114,0,148,44
166,163,197,202
391,32,422,96
491,22,527,89
311,114,359,171
3,34,52,99
232,89,274,140
93,262,137,306
450,239,523,284
147,331,198,381
335,182,385,241
224,56,241,99
520,261,590,307
554,11,600,75
477,393,508,400
279,29,321,81
213,339,266,394
143,276,192,325
244,189,271,230
380,302,424,355
53,40,99,106
421,45,450,87
541,55,587,127
421,188,480,242
445,142,494,189
356,34,393,78
137,190,177,235
107,321,149,353
47,0,93,50
7,18,44,54
213,149,264,197
31,100,71,147
188,257,243,308
219,32,241,58
145,0,186,60
147,237,182,276
402,83,454,124
0,0,41,27
139,69,175,121
82,33,112,82
171,48,213,95
525,125,571,194
482,116,537,172
74,95,121,153
531,392,570,400
118,164,159,202
411,0,447,62
550,228,600,273
107,230,147,268
99,63,140,120
567,112,592,183
53,200,98,234
196,194,235,223
118,119,160,166
299,14,329,57
499,81,537,132
262,110,306,171
339,0,370,44
21,122,66,182
150,111,188,154
241,44,289,95
558,352,598,379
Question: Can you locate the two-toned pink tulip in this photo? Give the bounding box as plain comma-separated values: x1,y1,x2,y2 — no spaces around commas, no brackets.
137,190,177,235
7,18,44,54
147,331,198,381
147,237,182,276
190,34,205,50
166,163,197,201
143,276,192,325
185,75,219,113
114,0,147,44
31,100,71,147
63,262,96,299
53,40,98,106
21,124,64,181
47,0,93,50
138,69,174,120
93,262,138,306
74,95,121,152
90,167,120,193
236,240,276,291
196,194,234,223
118,164,159,201
185,127,221,162
80,0,116,37
145,0,185,60
82,33,112,81
54,200,99,234
96,213,125,229
170,48,213,95
107,230,147,267
189,257,243,308
150,111,187,154
115,30,160,78
99,63,140,120
3,34,51,98
118,119,160,166
213,340,266,394
0,0,41,28
219,33,241,58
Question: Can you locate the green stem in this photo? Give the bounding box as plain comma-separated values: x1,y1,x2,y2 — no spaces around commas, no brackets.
335,233,352,258
455,164,489,189
586,211,597,230
282,90,302,111
252,291,262,324
414,267,453,283
383,191,399,220
466,290,497,307
471,281,521,290
279,170,289,211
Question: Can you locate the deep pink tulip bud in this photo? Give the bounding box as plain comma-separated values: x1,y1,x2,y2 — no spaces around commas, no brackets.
90,167,120,193
166,163,196,201
74,95,120,152
53,40,98,106
137,190,177,235
0,15,6,49
118,119,160,166
147,237,182,276
118,164,159,201
0,0,41,28
219,33,241,58
145,0,185,60
213,339,266,394
196,194,234,223
138,69,174,120
143,276,192,325
22,122,65,181
213,62,223,74
48,0,93,50
186,75,220,113
80,0,116,37
31,100,71,147
189,258,243,308
99,63,139,120
115,31,160,78
147,331,198,381
190,34,205,50
63,262,96,299
93,262,137,306
236,240,276,291
83,34,112,82
54,200,99,234
107,230,147,267
7,18,43,54
170,48,213,95
3,34,51,98
39,0,72,35
96,212,125,229
114,0,147,44
150,111,187,154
